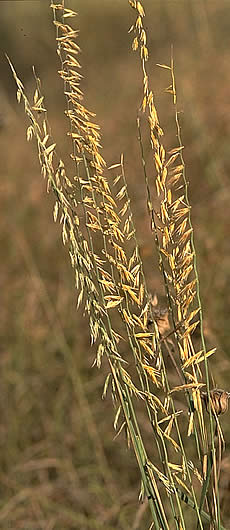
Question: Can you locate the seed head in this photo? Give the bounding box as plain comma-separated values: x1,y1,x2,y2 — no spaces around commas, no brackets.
201,389,230,416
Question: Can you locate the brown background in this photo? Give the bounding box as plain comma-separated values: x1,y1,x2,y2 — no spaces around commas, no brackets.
1,1,230,528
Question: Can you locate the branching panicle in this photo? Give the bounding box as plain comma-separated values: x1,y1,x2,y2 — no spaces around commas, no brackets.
7,1,226,528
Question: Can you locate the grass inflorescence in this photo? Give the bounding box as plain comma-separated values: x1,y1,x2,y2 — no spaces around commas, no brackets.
7,1,229,528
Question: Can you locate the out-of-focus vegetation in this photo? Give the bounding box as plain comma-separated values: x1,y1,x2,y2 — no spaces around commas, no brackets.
1,1,230,528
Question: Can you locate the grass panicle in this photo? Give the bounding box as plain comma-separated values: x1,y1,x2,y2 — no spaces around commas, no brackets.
7,0,227,528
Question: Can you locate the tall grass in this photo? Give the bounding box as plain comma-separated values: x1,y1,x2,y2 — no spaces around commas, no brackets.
7,0,229,528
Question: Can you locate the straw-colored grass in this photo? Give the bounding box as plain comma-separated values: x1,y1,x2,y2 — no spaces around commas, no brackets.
4,0,230,528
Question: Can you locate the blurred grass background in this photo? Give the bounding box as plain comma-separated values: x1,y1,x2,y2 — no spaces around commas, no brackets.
1,1,230,528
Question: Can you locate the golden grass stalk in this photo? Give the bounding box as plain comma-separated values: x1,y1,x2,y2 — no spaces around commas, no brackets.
7,0,227,527
129,0,224,527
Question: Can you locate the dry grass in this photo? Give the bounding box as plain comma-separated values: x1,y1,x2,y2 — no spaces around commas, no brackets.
1,1,230,529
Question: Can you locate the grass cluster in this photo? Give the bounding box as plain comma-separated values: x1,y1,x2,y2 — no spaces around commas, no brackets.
1,1,230,528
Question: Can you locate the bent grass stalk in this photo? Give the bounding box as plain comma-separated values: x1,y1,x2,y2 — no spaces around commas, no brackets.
8,0,226,527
